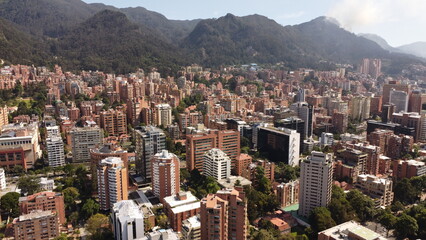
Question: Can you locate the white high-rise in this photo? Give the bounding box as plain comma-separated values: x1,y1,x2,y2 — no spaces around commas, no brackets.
298,151,333,217
203,148,231,180
155,104,172,127
0,168,6,190
46,137,65,167
111,200,144,240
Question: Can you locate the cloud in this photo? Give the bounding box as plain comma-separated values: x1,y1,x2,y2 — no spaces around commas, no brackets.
327,0,426,31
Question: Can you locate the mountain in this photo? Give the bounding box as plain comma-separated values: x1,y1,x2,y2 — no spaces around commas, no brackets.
182,15,394,68
52,10,187,74
0,0,106,37
398,42,426,59
359,33,396,52
120,7,201,42
0,17,51,66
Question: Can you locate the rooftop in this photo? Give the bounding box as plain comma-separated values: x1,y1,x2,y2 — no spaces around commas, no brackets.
163,191,199,209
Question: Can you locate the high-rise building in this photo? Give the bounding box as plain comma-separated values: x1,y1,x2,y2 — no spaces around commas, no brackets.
100,109,127,136
381,103,395,123
19,191,66,224
235,154,252,176
382,81,409,105
335,148,367,182
0,105,8,129
408,89,426,113
359,58,382,79
391,112,421,141
0,168,6,190
134,126,166,183
332,111,348,134
70,126,103,163
181,215,201,240
349,96,370,121
299,151,333,217
186,130,240,172
290,102,313,139
392,159,426,179
97,157,128,211
274,180,299,208
155,104,173,127
389,89,409,113
354,174,394,208
203,148,231,181
370,96,382,116
200,188,247,240
164,191,201,232
13,210,60,240
111,200,145,240
46,137,65,167
151,150,180,202
256,126,300,166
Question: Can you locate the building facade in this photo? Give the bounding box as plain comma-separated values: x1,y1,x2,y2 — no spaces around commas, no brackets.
111,200,145,240
151,150,180,202
70,126,103,163
202,148,231,181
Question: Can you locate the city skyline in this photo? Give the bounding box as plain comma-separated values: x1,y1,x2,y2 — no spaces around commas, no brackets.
82,0,426,47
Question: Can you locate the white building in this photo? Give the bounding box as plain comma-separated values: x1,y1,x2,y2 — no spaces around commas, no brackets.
0,168,6,190
299,151,333,217
181,215,201,240
111,200,144,240
320,132,334,147
46,137,65,167
203,148,231,181
349,96,371,121
390,89,409,113
39,177,55,191
46,126,60,138
155,104,172,127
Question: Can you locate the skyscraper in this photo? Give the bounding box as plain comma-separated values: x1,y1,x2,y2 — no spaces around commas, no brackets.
290,102,313,139
200,188,247,240
151,150,180,202
100,109,127,136
389,89,409,113
155,104,173,127
134,126,166,183
299,151,333,217
46,136,65,167
97,157,128,211
70,126,103,163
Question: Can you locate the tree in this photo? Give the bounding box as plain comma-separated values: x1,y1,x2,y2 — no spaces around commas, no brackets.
378,212,397,230
252,229,275,240
275,163,300,182
346,190,376,221
86,214,110,236
81,199,99,220
394,214,418,239
394,178,418,204
155,214,168,229
17,175,40,195
309,207,336,232
68,211,79,226
63,187,80,211
0,192,20,218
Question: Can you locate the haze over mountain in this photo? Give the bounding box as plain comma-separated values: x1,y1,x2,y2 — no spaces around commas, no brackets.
0,0,423,74
397,42,426,59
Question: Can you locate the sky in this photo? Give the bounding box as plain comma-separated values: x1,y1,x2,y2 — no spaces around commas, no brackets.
82,0,426,47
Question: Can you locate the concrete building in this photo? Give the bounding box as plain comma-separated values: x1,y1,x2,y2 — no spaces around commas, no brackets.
332,111,348,134
256,126,300,166
242,159,275,183
13,210,60,240
0,105,8,129
349,96,370,121
274,180,300,208
155,104,173,127
335,148,367,182
0,168,6,190
39,178,55,191
181,215,201,240
235,153,252,176
100,109,127,136
354,175,394,208
186,130,240,172
97,157,128,211
0,122,42,170
46,136,65,167
290,102,313,139
392,159,426,179
70,126,103,163
19,191,66,224
299,151,333,217
203,148,231,181
200,188,248,240
389,89,409,113
134,126,166,183
163,192,200,232
318,220,386,240
391,112,421,141
320,132,334,147
111,200,145,240
359,58,382,79
151,150,180,202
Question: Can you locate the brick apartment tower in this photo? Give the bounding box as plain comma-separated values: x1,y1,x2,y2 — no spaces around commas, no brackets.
100,109,127,136
97,157,128,211
186,130,240,172
151,150,180,202
200,188,247,240
19,191,66,224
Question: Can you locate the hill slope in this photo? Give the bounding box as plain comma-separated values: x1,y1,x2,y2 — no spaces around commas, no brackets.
398,42,426,59
52,10,186,74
